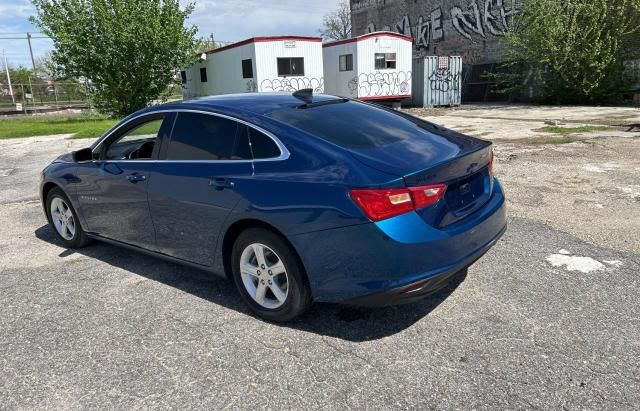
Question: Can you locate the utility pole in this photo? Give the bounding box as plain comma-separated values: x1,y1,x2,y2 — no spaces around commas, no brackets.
20,83,26,113
3,49,15,104
28,76,36,113
27,32,38,78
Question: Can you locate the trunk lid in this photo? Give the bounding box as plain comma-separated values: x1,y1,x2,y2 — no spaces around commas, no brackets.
349,127,493,226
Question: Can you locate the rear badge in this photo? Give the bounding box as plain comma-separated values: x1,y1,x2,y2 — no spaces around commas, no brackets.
459,183,471,195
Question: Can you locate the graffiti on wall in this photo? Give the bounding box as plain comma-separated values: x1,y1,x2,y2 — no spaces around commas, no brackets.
451,0,520,39
424,57,462,106
429,68,460,94
259,77,324,93
352,0,386,12
364,0,520,50
348,71,412,97
246,79,257,92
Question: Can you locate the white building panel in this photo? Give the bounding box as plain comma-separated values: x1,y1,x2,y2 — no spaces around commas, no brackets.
322,42,358,98
254,39,324,93
181,36,323,99
323,32,412,102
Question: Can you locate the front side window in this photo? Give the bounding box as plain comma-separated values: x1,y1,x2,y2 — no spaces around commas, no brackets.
375,53,396,70
339,54,353,72
277,57,304,76
105,117,163,160
242,59,253,79
200,67,208,82
167,113,253,161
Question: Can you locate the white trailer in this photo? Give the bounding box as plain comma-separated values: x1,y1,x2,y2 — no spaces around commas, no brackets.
322,32,413,102
181,36,324,99
412,56,463,107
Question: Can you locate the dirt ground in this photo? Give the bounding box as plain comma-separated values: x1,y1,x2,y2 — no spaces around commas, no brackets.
407,105,640,255
1,104,639,408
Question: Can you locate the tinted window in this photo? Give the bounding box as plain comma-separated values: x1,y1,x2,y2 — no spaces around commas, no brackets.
248,127,280,159
277,57,304,76
242,59,253,78
269,101,425,149
339,54,353,71
167,113,239,160
233,125,253,160
200,67,208,82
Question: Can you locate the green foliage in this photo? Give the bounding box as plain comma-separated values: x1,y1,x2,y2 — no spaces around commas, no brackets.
30,0,199,116
7,66,34,87
0,115,118,139
196,34,218,54
497,0,640,104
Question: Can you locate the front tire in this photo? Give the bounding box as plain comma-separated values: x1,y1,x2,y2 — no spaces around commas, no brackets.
45,187,90,248
231,228,312,322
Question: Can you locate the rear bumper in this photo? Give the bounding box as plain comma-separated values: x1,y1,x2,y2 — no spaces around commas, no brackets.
344,222,506,307
289,179,507,303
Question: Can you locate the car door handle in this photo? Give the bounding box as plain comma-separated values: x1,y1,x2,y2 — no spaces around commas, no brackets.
209,177,234,190
126,173,147,183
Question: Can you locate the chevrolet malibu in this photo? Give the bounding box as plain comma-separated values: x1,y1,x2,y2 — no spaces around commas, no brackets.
40,92,506,321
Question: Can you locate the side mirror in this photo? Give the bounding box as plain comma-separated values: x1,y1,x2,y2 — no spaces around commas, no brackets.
72,147,93,162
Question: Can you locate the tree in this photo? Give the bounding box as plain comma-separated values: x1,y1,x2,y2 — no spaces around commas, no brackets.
498,0,640,104
197,34,218,54
35,52,64,80
8,66,34,86
30,0,199,116
319,1,351,41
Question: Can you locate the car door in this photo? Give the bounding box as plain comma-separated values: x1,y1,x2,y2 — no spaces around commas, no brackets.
75,113,173,249
147,111,254,266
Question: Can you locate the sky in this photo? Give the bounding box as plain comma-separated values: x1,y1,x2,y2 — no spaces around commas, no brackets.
0,0,342,69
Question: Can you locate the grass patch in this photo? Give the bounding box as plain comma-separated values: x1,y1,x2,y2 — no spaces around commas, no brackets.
528,136,585,145
0,115,120,139
492,135,587,145
537,125,614,134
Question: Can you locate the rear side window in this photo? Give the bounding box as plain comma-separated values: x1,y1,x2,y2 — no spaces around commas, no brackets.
248,127,280,159
167,113,242,160
268,101,421,149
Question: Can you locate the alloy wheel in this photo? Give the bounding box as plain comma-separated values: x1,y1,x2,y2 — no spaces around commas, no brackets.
239,243,289,309
50,197,76,241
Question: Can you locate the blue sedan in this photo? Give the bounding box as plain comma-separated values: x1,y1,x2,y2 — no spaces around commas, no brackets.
40,91,506,321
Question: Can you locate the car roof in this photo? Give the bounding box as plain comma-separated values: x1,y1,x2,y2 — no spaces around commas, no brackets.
148,92,343,117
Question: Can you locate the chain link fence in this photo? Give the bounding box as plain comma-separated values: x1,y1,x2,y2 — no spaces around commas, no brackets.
0,81,89,113
0,80,185,114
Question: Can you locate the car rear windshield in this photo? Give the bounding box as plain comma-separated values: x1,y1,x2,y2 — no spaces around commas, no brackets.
268,100,429,149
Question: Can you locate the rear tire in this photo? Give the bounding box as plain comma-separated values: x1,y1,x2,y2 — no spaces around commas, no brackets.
45,187,90,248
231,228,312,322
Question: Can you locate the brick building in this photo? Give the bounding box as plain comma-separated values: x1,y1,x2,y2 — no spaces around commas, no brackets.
350,0,521,101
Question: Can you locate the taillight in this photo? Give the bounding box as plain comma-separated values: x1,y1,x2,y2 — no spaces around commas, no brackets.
350,184,447,222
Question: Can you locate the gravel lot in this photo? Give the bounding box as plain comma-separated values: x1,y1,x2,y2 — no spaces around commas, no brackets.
1,106,639,409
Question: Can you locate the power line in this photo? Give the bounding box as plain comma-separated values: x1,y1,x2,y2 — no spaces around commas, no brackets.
0,36,50,40
0,31,46,35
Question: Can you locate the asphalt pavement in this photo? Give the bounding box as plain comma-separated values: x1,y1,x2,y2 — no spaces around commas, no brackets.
0,135,638,409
